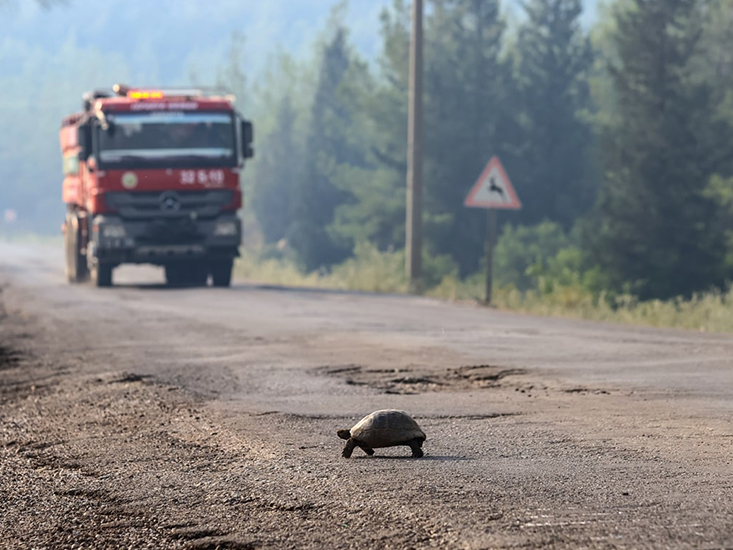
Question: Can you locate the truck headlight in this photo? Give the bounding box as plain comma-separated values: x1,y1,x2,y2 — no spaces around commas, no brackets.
102,225,127,238
214,220,239,237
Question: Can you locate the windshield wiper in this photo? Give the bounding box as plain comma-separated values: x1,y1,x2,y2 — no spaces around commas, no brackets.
103,153,231,162
102,154,152,162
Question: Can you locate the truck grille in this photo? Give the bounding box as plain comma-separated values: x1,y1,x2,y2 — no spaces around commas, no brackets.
104,190,233,220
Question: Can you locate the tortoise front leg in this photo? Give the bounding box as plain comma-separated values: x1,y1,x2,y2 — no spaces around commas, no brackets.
342,438,358,458
408,439,424,458
355,441,375,456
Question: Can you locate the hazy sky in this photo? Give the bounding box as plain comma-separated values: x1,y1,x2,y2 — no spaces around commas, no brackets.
1,0,599,79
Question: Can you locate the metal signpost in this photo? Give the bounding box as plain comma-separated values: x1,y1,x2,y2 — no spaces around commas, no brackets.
464,156,522,305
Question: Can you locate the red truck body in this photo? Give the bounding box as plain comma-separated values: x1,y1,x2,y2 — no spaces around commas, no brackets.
60,85,253,287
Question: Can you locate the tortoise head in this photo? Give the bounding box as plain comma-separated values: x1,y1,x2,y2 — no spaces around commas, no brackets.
337,429,351,440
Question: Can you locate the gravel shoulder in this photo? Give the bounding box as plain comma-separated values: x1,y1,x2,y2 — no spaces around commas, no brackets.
2,245,733,549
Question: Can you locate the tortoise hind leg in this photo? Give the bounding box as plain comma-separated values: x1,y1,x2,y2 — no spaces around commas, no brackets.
342,438,358,458
355,441,375,456
408,439,424,458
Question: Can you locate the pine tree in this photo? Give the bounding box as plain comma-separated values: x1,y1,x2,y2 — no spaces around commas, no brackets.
424,0,515,275
329,0,411,251
216,32,248,113
252,95,302,245
288,23,368,270
699,0,733,272
698,0,733,97
592,0,730,299
513,0,595,228
697,0,733,129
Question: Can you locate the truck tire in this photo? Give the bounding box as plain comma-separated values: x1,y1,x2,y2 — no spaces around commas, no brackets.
64,213,88,283
190,264,209,287
91,262,113,288
165,264,184,287
211,260,233,288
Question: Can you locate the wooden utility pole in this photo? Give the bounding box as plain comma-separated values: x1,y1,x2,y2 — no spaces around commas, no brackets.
406,0,424,293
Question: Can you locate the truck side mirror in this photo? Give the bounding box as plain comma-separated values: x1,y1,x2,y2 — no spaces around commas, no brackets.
78,124,92,161
240,120,254,159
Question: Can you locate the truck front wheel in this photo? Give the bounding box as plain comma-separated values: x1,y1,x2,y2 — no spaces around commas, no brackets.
211,260,233,288
190,264,209,287
164,264,184,287
91,262,113,288
64,213,88,283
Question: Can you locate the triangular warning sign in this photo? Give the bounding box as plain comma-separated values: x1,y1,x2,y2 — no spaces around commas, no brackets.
464,156,522,210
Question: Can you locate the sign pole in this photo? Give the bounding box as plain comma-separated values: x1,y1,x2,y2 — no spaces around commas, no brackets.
485,209,497,305
464,156,520,306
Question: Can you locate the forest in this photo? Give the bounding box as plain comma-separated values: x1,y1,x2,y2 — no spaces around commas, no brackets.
3,0,733,313
240,0,733,306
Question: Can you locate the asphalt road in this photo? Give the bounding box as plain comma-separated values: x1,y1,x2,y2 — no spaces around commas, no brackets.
1,241,732,549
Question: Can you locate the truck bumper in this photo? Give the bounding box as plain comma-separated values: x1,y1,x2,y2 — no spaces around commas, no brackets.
90,215,241,265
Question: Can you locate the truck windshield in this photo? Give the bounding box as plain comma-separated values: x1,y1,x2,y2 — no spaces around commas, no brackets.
97,111,236,169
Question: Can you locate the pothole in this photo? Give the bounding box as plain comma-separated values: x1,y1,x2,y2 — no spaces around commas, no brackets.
314,364,527,394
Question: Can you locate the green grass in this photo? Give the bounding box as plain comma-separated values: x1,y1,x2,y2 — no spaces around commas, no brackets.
236,244,733,334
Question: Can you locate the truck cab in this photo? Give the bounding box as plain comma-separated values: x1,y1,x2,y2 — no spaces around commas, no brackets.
60,85,253,287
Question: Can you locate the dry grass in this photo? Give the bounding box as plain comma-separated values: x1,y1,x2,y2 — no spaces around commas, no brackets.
236,248,733,334
235,243,407,293
12,234,728,334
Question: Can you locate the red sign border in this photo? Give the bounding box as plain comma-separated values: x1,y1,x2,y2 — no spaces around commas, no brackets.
464,156,522,210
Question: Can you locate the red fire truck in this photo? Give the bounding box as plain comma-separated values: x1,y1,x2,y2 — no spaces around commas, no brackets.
60,84,253,287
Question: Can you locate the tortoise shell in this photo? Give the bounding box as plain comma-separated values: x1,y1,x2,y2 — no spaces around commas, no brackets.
349,409,426,448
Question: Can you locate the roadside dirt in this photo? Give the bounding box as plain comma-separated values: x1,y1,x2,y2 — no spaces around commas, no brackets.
1,302,441,549
0,296,515,549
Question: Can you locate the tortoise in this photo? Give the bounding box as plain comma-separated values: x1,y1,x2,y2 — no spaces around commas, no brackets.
337,409,426,458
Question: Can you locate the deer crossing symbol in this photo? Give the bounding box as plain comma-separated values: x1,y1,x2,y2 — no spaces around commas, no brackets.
489,176,504,197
